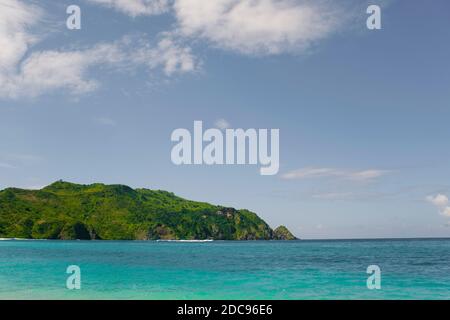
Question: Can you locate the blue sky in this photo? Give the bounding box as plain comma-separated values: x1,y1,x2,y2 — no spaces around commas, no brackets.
1,0,450,239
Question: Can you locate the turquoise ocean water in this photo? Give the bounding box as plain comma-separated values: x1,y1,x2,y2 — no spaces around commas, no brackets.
0,239,449,300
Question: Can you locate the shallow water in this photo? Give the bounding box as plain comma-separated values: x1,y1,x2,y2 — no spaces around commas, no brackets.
0,239,449,299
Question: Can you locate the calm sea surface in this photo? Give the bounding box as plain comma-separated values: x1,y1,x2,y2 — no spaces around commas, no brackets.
0,239,449,299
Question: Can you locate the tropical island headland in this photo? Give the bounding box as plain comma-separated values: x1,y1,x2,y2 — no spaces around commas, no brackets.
0,181,297,241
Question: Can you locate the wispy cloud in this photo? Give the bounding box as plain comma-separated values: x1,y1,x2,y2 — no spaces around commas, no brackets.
426,194,448,207
0,153,43,169
426,194,450,217
172,0,346,56
86,0,170,17
0,162,16,169
0,33,198,99
214,118,231,130
0,0,42,70
132,36,198,76
0,0,364,99
311,192,355,200
94,117,117,126
349,169,388,181
0,1,198,99
281,167,389,182
86,0,352,56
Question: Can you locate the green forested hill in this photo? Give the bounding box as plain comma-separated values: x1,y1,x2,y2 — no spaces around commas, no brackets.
0,181,296,240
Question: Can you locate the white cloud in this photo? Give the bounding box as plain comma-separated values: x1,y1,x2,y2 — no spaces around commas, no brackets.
86,0,170,17
215,118,231,130
0,0,353,98
426,194,450,217
0,0,42,70
426,194,448,207
0,32,198,98
85,0,351,56
282,167,336,179
7,153,42,164
173,0,344,55
311,192,354,200
131,37,197,76
281,167,388,181
442,207,450,217
0,153,42,169
1,42,125,98
95,117,117,126
0,0,199,99
0,162,16,169
349,169,387,181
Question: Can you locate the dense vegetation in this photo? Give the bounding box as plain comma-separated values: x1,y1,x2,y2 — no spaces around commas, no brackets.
273,226,297,240
0,181,296,240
